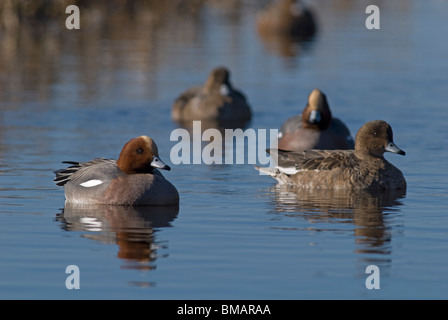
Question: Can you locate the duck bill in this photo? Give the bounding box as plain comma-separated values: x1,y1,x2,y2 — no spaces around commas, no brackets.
385,142,406,156
309,110,321,124
151,156,171,170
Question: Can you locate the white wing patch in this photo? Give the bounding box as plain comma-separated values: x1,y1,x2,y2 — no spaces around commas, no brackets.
277,166,300,175
80,179,104,187
277,167,320,175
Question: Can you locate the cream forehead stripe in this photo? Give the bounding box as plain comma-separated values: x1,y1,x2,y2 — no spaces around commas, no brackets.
139,135,158,154
80,179,104,187
308,89,324,108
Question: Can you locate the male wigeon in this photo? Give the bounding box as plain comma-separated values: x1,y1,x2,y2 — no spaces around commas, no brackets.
256,0,317,40
257,120,407,191
53,136,179,206
277,89,354,151
171,66,252,126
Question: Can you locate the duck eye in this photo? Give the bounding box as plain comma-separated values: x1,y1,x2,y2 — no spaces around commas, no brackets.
136,148,144,154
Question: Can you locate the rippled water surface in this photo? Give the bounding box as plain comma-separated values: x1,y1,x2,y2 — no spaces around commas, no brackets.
1,0,447,299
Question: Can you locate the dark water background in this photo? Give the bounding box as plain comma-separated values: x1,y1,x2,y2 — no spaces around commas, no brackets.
0,0,447,299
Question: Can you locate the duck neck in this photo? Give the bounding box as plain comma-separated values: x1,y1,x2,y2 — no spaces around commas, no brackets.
354,150,384,162
117,160,154,175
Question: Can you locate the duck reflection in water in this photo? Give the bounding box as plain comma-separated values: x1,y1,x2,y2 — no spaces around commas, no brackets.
56,204,179,275
268,186,406,258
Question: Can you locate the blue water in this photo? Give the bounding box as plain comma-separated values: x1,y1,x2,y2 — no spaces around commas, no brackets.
0,0,447,299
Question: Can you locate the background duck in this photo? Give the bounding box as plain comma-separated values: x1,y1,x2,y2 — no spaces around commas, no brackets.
278,89,354,151
171,66,252,127
256,0,317,40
